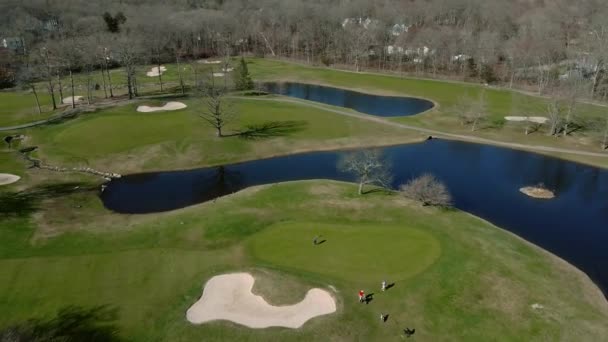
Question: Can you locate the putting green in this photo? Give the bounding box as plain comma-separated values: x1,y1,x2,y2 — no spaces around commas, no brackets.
249,222,441,283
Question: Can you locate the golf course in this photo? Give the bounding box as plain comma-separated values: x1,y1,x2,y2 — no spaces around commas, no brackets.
1,58,608,341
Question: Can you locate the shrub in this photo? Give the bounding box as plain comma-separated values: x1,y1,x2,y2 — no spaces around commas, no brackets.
400,174,452,207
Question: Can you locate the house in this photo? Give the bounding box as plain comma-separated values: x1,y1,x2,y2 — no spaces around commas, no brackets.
43,18,60,32
1,37,25,54
386,45,404,55
391,24,410,36
404,46,432,57
452,54,471,62
342,17,378,29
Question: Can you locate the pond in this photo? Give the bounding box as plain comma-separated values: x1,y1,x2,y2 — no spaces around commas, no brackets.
261,82,435,117
102,139,608,296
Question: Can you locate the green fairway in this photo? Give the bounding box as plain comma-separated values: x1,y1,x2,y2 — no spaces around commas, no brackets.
21,96,421,173
2,56,608,341
0,180,607,341
250,222,440,282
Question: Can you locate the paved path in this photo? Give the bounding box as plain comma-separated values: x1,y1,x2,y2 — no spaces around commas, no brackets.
234,95,608,159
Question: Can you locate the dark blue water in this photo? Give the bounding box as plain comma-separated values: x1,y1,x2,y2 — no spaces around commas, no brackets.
261,82,434,117
102,139,608,296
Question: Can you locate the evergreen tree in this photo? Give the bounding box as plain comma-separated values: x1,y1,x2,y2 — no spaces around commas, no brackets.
234,57,254,91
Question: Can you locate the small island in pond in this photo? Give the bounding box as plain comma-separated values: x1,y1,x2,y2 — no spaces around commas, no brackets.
520,186,555,199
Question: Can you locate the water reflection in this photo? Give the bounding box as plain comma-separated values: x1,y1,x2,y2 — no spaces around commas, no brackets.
261,82,435,117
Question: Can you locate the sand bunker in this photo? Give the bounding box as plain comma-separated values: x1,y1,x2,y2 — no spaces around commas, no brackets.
0,173,20,186
212,72,225,77
62,96,84,105
200,60,222,64
520,186,555,199
505,116,549,124
222,67,234,72
136,102,187,113
146,66,167,77
186,273,336,329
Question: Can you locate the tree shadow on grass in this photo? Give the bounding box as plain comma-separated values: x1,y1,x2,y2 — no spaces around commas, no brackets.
0,182,96,219
232,120,307,140
0,305,123,342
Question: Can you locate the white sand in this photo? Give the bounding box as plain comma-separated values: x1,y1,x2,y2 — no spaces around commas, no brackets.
212,72,225,77
200,60,222,64
222,67,234,72
505,116,549,124
0,173,20,186
146,66,167,77
136,102,187,113
62,96,84,105
186,273,336,329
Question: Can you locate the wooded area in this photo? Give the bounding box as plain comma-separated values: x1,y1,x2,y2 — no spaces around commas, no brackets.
1,0,607,102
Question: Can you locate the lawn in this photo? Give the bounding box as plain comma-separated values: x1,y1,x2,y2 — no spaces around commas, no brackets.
249,222,441,283
0,91,57,127
19,96,422,173
1,56,608,341
0,180,606,341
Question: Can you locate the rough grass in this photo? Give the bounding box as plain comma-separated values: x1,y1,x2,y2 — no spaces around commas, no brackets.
0,180,606,341
0,91,56,127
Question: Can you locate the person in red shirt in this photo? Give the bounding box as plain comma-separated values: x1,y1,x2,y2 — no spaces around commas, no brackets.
358,290,365,303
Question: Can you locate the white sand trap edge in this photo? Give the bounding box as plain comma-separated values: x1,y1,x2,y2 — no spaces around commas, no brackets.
0,173,20,186
62,96,84,104
146,66,167,77
186,273,336,329
505,116,549,124
222,67,234,72
200,60,222,64
137,102,187,113
212,72,226,77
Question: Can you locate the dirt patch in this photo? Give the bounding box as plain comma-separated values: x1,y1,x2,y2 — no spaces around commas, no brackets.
479,272,526,319
186,272,336,328
308,183,343,196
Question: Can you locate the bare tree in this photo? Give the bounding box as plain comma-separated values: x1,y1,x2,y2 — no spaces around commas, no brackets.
546,95,563,136
198,86,236,137
338,149,392,195
400,174,452,207
56,38,83,109
113,36,141,99
560,75,584,137
455,90,488,131
16,66,42,115
602,115,608,150
41,47,57,110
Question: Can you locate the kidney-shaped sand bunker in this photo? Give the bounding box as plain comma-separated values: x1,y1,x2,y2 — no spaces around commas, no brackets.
186,273,336,329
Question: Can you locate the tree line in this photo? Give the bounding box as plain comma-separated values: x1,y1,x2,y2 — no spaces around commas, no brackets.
1,0,607,99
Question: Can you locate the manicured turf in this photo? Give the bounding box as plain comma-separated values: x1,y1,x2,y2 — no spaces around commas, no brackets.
2,58,608,341
22,96,419,172
250,222,440,282
0,181,606,341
